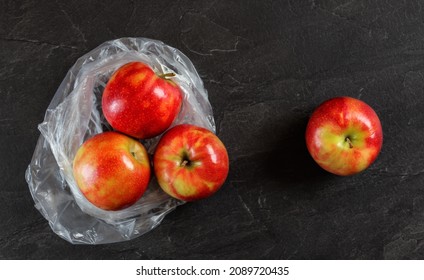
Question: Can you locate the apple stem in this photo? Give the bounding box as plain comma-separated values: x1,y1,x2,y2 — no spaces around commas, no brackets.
345,137,353,149
160,72,176,79
180,160,189,167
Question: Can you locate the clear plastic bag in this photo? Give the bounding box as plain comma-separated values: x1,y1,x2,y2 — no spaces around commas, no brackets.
25,37,215,244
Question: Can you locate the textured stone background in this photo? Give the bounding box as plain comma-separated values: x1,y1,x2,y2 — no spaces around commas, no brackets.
2,0,424,259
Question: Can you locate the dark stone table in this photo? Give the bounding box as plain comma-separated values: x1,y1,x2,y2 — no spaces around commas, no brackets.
2,0,424,259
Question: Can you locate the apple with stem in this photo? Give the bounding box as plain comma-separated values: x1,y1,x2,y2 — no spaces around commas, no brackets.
305,96,383,176
153,124,229,201
73,131,151,210
102,61,183,139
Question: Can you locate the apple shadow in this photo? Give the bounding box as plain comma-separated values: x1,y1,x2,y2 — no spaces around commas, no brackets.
259,113,333,189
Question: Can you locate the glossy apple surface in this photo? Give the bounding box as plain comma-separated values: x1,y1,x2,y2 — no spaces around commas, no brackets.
305,96,383,176
73,131,151,210
102,61,183,139
153,124,229,201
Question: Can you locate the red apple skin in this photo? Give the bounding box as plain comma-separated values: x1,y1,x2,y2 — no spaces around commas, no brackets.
305,96,383,176
153,124,229,201
102,61,183,139
73,131,151,211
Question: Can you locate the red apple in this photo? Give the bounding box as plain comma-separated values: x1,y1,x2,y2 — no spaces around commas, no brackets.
153,124,229,201
72,131,151,210
102,61,183,139
305,96,383,176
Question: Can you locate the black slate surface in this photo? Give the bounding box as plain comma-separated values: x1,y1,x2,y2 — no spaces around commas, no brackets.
2,0,424,259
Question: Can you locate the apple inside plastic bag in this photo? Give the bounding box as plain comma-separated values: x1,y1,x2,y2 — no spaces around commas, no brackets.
25,37,215,244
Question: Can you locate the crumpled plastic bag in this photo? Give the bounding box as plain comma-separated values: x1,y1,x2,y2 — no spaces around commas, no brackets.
25,37,215,244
